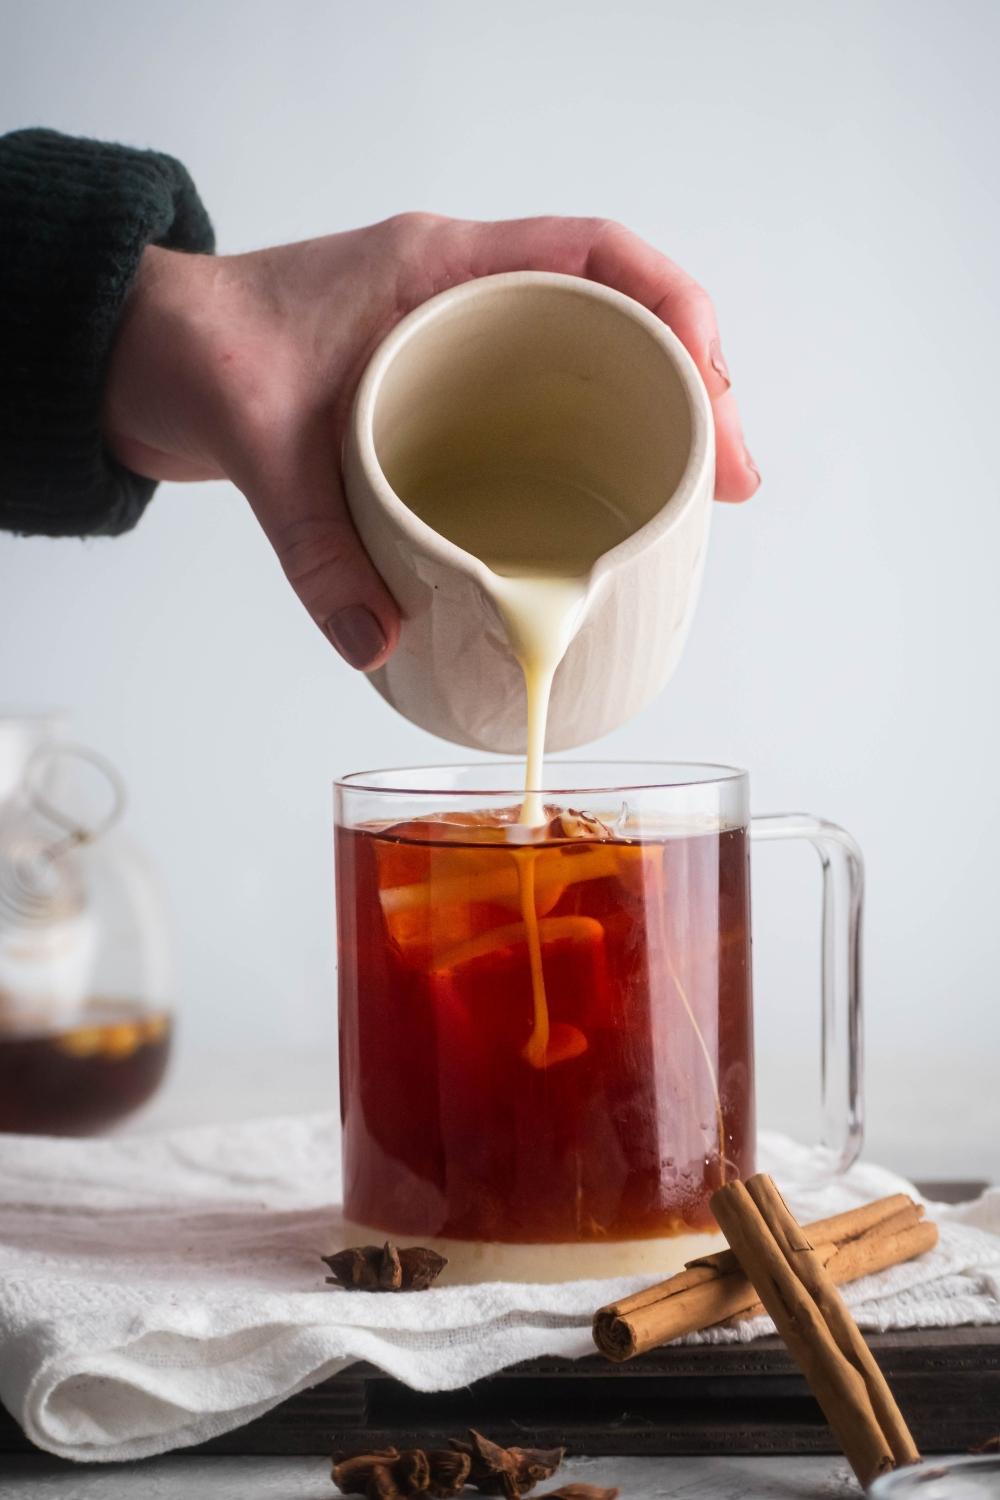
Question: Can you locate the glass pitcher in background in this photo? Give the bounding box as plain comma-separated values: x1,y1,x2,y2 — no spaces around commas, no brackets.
0,713,173,1134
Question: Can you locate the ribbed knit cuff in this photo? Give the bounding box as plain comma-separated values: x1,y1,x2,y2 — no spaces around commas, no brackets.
0,128,215,538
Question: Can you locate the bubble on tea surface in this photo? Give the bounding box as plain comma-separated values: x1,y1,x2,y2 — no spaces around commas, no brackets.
611,801,634,836
549,808,615,841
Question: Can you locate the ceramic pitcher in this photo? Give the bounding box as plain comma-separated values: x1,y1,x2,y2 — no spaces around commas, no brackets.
342,271,715,753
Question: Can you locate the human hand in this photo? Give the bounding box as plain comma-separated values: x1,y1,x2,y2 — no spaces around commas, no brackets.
104,215,760,671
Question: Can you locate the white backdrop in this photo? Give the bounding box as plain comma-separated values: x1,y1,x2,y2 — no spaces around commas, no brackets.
1,0,997,1175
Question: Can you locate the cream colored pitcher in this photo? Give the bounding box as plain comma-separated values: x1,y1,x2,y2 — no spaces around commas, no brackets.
342,271,714,753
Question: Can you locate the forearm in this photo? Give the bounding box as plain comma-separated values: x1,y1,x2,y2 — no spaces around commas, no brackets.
0,128,214,538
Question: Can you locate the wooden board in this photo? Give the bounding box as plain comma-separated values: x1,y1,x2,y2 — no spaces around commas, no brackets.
0,1326,995,1458
172,1326,1000,1457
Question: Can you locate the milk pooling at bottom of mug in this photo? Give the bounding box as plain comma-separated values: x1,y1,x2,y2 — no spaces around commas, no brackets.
336,806,755,1266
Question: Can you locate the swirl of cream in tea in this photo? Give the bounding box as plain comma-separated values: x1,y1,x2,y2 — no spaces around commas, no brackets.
402,469,636,1066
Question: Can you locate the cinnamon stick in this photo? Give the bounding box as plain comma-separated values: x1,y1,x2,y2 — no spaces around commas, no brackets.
593,1194,936,1360
691,1192,920,1279
746,1176,921,1469
598,1194,915,1332
711,1176,919,1489
826,1210,937,1290
733,1210,938,1327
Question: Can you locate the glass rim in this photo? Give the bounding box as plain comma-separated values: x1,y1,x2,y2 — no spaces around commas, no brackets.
335,759,748,796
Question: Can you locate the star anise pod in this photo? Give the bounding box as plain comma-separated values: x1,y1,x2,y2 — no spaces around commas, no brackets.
395,1451,431,1492
449,1432,518,1500
449,1431,565,1499
507,1447,568,1493
333,1446,477,1500
332,1447,435,1500
322,1242,448,1291
427,1451,473,1498
399,1246,449,1290
332,1449,402,1497
373,1464,408,1500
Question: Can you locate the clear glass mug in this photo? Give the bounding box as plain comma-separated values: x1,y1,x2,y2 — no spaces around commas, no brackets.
335,763,863,1283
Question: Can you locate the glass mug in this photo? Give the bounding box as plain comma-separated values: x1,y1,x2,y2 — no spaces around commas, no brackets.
335,763,863,1283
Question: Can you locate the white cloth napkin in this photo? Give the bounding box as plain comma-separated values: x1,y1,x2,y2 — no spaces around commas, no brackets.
0,1114,997,1464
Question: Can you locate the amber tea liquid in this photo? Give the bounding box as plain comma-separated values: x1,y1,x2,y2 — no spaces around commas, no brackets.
337,811,754,1246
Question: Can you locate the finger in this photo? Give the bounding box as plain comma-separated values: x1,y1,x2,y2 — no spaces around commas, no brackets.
586,224,735,403
461,216,730,398
459,216,760,496
233,424,400,672
712,389,761,503
585,228,761,501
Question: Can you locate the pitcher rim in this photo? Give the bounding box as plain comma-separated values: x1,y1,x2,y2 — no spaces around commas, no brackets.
346,270,715,592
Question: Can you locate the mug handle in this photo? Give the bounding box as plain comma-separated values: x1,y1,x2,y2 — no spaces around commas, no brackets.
750,814,865,1180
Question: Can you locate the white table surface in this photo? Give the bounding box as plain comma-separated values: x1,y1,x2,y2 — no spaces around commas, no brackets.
0,1453,861,1499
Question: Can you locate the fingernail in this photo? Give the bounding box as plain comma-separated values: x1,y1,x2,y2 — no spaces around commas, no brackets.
708,338,731,389
326,604,387,670
744,444,762,489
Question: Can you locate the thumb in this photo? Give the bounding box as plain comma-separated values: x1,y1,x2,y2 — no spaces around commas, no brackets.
236,425,401,672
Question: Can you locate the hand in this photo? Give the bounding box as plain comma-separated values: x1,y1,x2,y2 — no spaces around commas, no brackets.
104,215,760,671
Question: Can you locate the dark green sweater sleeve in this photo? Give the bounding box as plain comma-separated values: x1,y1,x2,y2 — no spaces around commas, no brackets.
0,128,214,538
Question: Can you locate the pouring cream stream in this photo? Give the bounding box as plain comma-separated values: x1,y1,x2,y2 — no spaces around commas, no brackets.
403,471,634,1065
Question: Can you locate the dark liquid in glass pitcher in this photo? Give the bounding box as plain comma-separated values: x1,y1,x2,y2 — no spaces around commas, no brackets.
0,1001,172,1135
